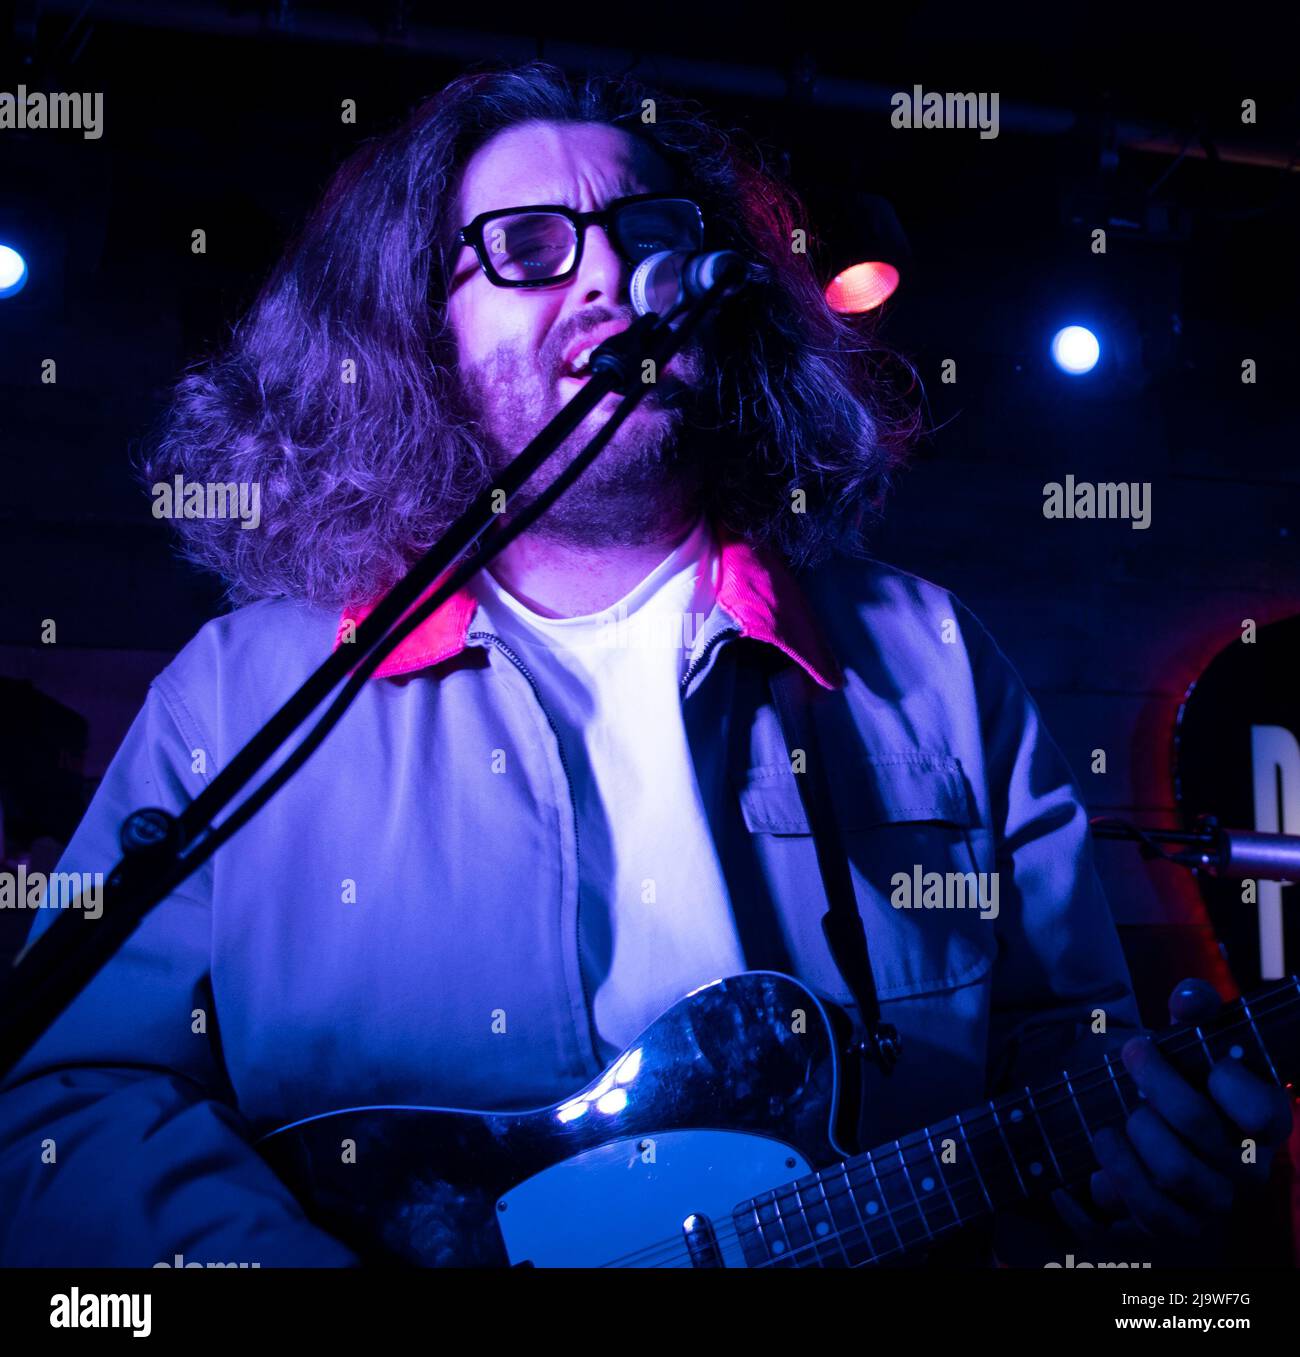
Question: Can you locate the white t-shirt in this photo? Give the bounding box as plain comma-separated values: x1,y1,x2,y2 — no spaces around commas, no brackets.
467,515,745,1062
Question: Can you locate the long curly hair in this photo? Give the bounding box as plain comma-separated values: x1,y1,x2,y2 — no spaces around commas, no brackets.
135,61,921,608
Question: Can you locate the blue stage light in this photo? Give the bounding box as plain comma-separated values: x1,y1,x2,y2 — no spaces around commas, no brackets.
1050,325,1100,375
0,243,28,298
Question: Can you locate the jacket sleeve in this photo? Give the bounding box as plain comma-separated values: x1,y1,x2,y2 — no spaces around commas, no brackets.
0,680,359,1267
954,599,1143,1095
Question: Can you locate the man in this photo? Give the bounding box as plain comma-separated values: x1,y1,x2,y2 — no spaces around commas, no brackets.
0,62,1290,1268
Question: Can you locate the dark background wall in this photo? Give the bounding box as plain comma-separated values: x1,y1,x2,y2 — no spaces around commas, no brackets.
2,3,1298,1009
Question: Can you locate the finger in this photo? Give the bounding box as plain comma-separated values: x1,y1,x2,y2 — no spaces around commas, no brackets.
1091,1125,1202,1237
1088,1168,1127,1219
1206,1059,1297,1160
1167,977,1223,1026
1123,1105,1234,1216
1052,1185,1108,1240
1121,1035,1235,1162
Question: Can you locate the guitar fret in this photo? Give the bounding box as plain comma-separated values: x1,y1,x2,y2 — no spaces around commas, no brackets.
833,1162,880,1265
1219,980,1300,1089
899,1134,957,1234
953,1111,994,1213
841,1158,904,1259
933,1118,993,1226
1038,1071,1099,1187
1240,996,1281,1086
750,1193,795,1266
865,1152,908,1253
826,1168,874,1263
1194,1024,1213,1070
773,1179,813,1265
815,1176,852,1267
789,1173,842,1267
988,1100,1028,1197
1104,1051,1131,1116
775,1191,795,1263
1065,1071,1090,1145
723,976,1300,1272
873,1141,933,1247
744,1203,764,1265
1069,1048,1131,1141
735,1199,774,1268
922,1125,962,1224
1024,1086,1063,1184
786,1183,815,1266
771,1184,801,1267
922,1117,986,1228
893,1140,935,1242
797,1181,823,1266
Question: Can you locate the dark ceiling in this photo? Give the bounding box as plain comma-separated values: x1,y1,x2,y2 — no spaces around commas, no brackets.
2,2,1298,645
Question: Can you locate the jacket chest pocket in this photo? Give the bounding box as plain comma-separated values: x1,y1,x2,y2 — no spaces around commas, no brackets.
736,753,998,1002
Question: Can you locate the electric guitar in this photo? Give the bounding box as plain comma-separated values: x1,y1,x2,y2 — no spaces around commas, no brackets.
258,971,1300,1267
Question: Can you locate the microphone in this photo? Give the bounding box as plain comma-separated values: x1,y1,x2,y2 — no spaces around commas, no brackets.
1091,815,1300,884
629,250,757,318
1200,829,1300,882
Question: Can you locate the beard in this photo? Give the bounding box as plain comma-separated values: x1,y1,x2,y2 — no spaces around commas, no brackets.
456,310,711,550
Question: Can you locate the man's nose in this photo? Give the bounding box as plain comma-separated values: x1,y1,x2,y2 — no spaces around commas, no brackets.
573,223,626,306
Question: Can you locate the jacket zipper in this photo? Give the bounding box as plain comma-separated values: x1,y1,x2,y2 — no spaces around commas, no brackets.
466,629,599,1068
680,625,740,696
467,622,741,1072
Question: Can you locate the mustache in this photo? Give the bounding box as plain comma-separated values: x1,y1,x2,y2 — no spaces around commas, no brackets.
460,329,711,415
544,307,633,382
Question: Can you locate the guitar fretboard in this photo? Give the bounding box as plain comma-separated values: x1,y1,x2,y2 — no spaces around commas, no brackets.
734,977,1300,1268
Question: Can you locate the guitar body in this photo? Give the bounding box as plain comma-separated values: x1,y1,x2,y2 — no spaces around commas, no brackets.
260,972,861,1267
262,967,1300,1267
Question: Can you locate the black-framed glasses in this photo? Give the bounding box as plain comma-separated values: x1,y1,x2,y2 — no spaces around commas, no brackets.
453,193,705,289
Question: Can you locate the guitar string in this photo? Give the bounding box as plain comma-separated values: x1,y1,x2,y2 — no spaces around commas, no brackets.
624,983,1300,1269
613,1004,1291,1270
684,1038,1300,1265
591,982,1300,1268
627,983,1300,1269
609,1023,1270,1268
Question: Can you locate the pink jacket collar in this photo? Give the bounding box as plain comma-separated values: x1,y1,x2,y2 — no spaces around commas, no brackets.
334,522,843,689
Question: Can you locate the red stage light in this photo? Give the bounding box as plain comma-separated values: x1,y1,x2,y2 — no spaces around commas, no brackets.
825,261,900,314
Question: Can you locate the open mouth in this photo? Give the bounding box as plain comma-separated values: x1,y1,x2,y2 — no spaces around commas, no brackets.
560,344,597,382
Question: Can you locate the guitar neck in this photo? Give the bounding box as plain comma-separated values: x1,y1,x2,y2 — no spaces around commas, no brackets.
735,976,1300,1268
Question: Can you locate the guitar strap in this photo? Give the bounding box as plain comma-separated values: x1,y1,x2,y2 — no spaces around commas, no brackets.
767,660,902,1075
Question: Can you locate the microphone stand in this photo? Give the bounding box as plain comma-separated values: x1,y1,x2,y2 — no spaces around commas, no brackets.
1090,815,1300,882
0,271,743,1082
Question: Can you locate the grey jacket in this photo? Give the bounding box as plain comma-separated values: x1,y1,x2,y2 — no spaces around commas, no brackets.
0,524,1139,1265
